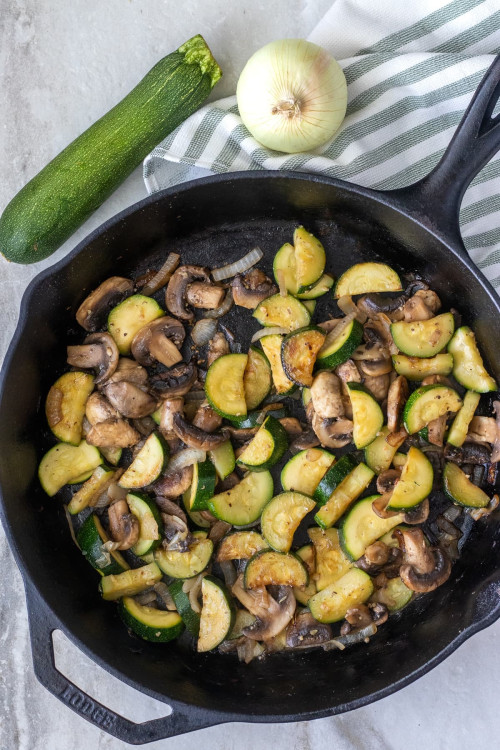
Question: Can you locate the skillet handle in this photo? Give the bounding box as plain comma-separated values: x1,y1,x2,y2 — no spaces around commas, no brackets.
385,55,500,248
24,581,217,745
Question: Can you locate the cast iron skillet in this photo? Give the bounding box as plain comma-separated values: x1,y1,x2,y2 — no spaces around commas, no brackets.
1,58,500,745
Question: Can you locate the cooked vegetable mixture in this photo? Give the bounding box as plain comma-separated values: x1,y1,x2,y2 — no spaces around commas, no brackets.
39,227,500,660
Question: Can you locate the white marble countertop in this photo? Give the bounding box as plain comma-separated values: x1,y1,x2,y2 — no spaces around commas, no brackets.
1,2,499,748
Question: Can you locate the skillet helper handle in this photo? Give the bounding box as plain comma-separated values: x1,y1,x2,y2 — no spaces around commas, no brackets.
24,581,216,745
387,54,500,247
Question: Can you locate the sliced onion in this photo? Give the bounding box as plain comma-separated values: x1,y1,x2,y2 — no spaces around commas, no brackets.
153,582,177,611
135,589,157,606
107,482,129,503
141,253,180,296
94,546,112,569
212,247,263,281
251,326,288,342
204,289,234,319
102,540,121,552
319,313,357,352
491,401,500,463
191,318,218,346
64,506,80,549
166,448,206,473
470,493,499,521
337,295,367,323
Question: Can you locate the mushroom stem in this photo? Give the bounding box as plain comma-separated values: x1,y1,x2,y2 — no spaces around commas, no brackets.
185,282,225,309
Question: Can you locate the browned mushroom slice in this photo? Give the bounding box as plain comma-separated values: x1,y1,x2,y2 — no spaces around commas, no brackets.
107,499,140,550
387,375,409,432
207,332,229,367
104,381,156,418
403,498,430,525
402,289,441,322
312,413,353,449
131,316,185,368
85,392,121,425
158,397,185,437
76,277,134,332
398,527,451,593
104,357,149,387
357,358,393,377
427,415,447,446
232,577,296,641
357,292,407,320
150,362,198,398
154,465,194,498
318,317,343,333
376,469,401,495
192,401,222,432
185,282,225,310
67,332,119,384
172,412,228,450
444,442,491,465
352,343,390,361
86,417,141,448
466,416,497,444
310,372,344,419
279,417,302,438
165,265,211,320
335,359,361,418
232,269,278,309
356,543,402,577
290,429,320,452
363,373,391,402
286,611,332,648
224,425,259,442
345,603,372,628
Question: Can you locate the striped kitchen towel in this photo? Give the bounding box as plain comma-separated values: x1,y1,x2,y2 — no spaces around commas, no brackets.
143,0,500,288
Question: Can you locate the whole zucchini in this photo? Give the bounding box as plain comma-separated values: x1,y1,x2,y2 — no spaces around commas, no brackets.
0,34,222,264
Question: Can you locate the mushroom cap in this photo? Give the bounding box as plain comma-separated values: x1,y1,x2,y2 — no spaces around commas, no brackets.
165,265,210,321
172,412,228,451
154,465,194,498
232,269,277,309
104,381,157,419
85,392,121,425
85,417,141,448
310,371,344,419
76,276,134,332
150,362,198,398
131,316,185,367
108,499,140,550
286,611,332,648
66,332,119,384
399,527,452,593
104,357,149,386
312,413,353,449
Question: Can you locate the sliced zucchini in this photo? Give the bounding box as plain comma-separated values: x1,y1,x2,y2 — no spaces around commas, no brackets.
155,536,214,579
76,513,129,575
229,404,288,429
313,454,356,506
208,470,273,526
205,353,248,419
228,609,257,639
244,549,308,588
273,242,298,294
127,492,163,556
314,462,375,530
390,313,455,358
260,491,316,552
392,352,454,380
244,346,272,410
294,544,317,605
280,448,335,496
281,326,326,386
168,579,201,636
120,597,183,643
293,226,326,293
67,465,116,515
447,391,481,447
216,530,267,561
302,300,316,315
315,319,363,370
443,461,490,508
296,273,334,300
403,385,462,434
198,576,235,652
45,371,94,445
347,383,384,449
448,326,496,392
308,527,352,591
184,459,216,511
181,490,211,529
308,568,373,623
302,387,312,407
68,468,95,484
387,446,434,510
339,495,405,560
99,562,162,601
108,294,163,355
119,433,169,489
260,334,297,395
364,426,401,474
236,415,288,471
253,293,311,331
371,576,413,612
208,440,236,480
100,446,122,466
392,452,407,470
39,440,102,497
334,263,402,298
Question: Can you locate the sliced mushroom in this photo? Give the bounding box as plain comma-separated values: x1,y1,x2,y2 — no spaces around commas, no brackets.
153,465,194,498
86,417,141,448
352,343,390,361
104,381,157,419
427,415,447,447
104,357,149,387
225,425,260,442
154,496,187,522
76,276,134,332
467,417,497,444
192,401,222,432
385,427,408,448
345,604,373,628
286,611,332,648
172,412,228,450
312,413,353,449
387,375,409,432
232,577,296,641
444,442,491,465
107,499,140,550
357,292,408,320
403,498,430,525
131,316,185,368
150,362,198,398
358,358,393,377
310,372,344,419
363,314,398,355
335,359,361,418
279,417,302,438
376,469,401,494
318,317,343,333
356,545,402,577
363,373,391,402
158,397,184,437
290,429,320,452
85,392,120,425
165,265,211,321
67,332,119,384
207,332,230,366
232,269,277,309
185,282,225,310
398,527,451,593
402,289,441,322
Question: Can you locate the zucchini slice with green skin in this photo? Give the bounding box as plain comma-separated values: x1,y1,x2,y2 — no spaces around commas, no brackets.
302,300,316,315
198,576,235,652
244,549,308,588
120,597,183,643
45,371,94,445
155,536,214,579
244,346,272,410
67,465,116,515
447,391,481,447
119,433,169,489
293,226,326,293
216,530,267,561
371,576,413,613
236,415,288,471
281,448,335,496
307,527,352,591
205,353,248,419
443,461,490,508
315,319,363,370
390,313,455,358
229,404,288,429
294,544,317,604
184,459,217,511
99,562,162,601
296,273,334,300
302,387,312,407
39,440,102,497
253,293,311,331
76,513,129,575
260,334,297,395
208,440,236,480
208,470,274,525
387,446,434,510
347,383,384,449
281,326,326,386
168,579,201,636
260,491,316,552
273,242,298,294
308,568,374,623
392,353,454,380
314,462,375,529
339,495,405,560
403,384,462,434
100,446,122,466
182,490,211,529
108,294,164,354
364,426,401,474
313,454,356,506
334,263,402,298
127,492,163,556
228,609,257,639
392,452,407,470
448,326,497,392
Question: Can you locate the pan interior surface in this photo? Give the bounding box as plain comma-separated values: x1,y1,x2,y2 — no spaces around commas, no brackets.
1,173,499,721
